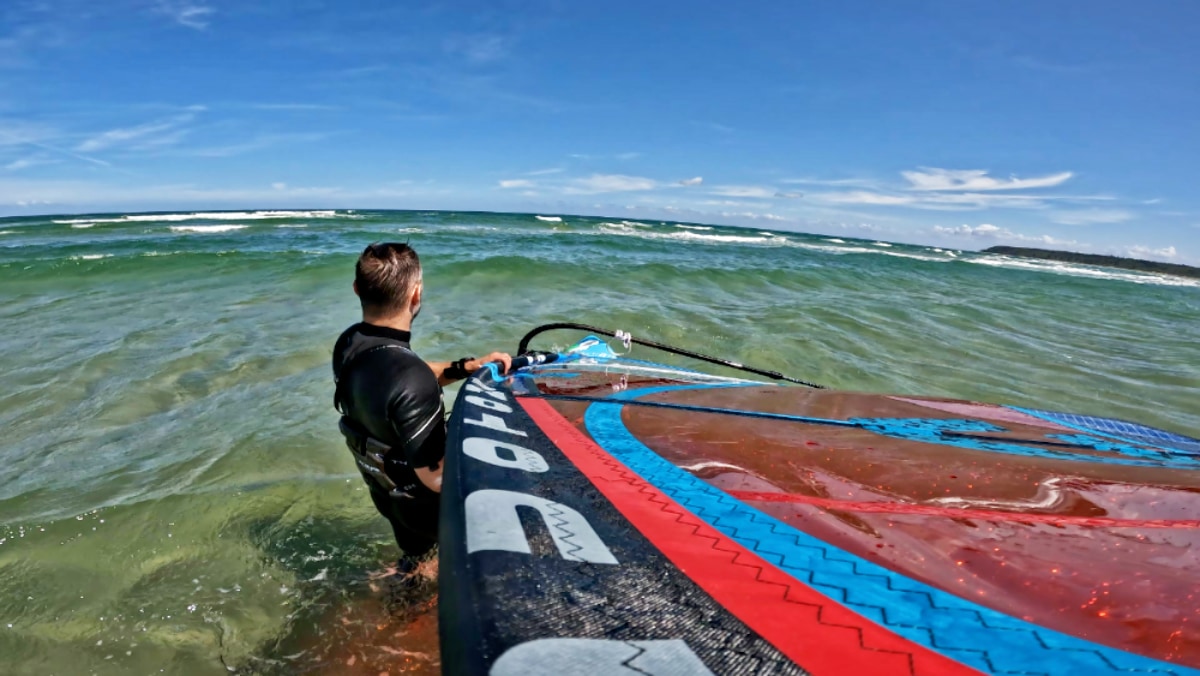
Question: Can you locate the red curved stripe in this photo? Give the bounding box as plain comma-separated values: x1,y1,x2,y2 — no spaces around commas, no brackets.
520,398,981,676
726,491,1200,529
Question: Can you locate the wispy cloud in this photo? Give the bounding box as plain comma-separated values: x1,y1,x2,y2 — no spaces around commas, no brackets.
4,155,58,171
1127,245,1178,261
902,168,1073,192
781,176,878,188
498,179,534,189
1049,209,1133,225
525,167,563,176
816,190,917,206
249,103,341,112
709,185,776,198
186,132,329,158
678,176,703,186
569,152,642,161
15,138,112,169
75,113,196,153
156,2,215,30
566,174,657,194
443,34,511,64
797,166,1116,212
775,191,803,199
932,223,1077,247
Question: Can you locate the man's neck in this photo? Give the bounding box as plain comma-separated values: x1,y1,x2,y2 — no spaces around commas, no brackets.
361,314,412,333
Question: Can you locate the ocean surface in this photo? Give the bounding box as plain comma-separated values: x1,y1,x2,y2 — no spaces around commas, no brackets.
1,209,1197,675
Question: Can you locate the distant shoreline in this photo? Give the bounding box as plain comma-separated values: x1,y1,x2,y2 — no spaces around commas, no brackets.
981,246,1200,280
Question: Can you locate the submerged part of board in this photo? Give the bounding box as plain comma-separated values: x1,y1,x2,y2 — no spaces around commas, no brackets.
439,338,1200,675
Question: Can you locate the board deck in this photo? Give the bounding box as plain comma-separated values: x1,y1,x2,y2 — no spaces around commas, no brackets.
438,341,1200,675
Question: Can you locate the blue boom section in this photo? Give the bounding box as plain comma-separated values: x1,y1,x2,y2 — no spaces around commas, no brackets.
577,383,1200,676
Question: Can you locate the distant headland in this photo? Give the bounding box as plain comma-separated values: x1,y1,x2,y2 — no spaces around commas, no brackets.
982,246,1200,280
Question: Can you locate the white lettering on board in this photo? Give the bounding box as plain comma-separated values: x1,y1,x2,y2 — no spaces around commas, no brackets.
464,395,514,414
490,639,714,675
463,412,528,437
463,437,549,473
465,380,509,402
465,489,618,565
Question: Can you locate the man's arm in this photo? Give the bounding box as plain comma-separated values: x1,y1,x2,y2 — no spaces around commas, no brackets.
427,352,513,387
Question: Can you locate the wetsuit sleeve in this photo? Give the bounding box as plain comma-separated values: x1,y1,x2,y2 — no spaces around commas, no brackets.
386,363,446,470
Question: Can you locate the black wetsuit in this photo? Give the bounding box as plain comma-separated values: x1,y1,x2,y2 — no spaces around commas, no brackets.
332,323,445,557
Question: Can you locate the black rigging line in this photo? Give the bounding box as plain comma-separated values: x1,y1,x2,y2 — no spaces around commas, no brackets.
517,322,824,388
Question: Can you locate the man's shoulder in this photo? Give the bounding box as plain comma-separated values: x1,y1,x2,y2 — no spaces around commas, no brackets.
334,323,418,366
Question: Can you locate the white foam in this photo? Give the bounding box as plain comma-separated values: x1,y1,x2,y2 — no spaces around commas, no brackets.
825,238,845,243
169,225,249,234
54,210,342,225
0,230,15,235
620,220,651,228
787,241,949,262
872,241,892,247
969,255,1200,287
396,227,424,233
535,215,562,222
597,224,785,246
69,254,113,260
675,224,712,231
276,224,307,229
70,223,96,229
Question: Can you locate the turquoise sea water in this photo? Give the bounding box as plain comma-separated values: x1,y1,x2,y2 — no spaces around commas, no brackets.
1,209,1197,675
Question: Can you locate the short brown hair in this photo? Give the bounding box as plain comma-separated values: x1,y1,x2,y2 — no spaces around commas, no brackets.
355,242,421,315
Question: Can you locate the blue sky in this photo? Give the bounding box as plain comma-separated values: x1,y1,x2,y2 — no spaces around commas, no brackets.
2,1,1198,262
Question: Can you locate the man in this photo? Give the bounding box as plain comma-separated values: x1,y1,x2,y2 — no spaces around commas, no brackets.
332,242,511,580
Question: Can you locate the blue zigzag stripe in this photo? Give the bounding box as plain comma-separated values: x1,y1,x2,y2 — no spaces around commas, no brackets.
580,385,1199,676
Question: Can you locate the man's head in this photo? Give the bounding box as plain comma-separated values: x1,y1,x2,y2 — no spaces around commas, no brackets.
354,242,422,321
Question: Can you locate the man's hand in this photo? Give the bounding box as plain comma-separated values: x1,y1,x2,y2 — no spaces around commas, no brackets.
468,352,512,375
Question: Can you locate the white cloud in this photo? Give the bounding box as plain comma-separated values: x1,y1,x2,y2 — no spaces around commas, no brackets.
714,211,787,221
157,2,215,30
4,155,57,171
817,191,916,206
1126,245,1178,261
443,34,510,64
569,152,642,161
1049,209,1133,225
566,174,657,194
525,167,563,176
187,132,328,158
678,176,703,186
811,188,1108,211
498,179,534,189
775,191,803,199
709,185,775,198
934,224,1001,237
75,113,195,153
903,168,1073,191
781,176,878,188
249,103,340,111
932,223,1076,247
271,182,287,190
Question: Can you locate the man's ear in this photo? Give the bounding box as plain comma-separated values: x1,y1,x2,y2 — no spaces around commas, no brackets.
410,282,423,310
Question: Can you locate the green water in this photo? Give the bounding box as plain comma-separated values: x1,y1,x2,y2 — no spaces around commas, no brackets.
1,209,1197,674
